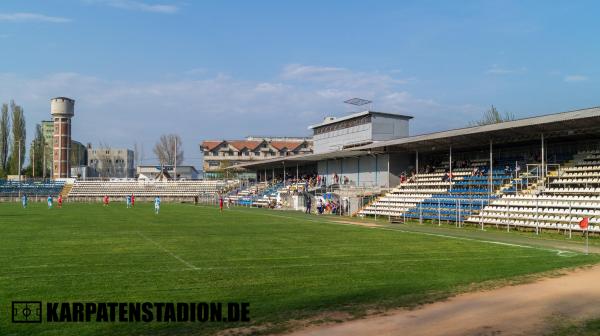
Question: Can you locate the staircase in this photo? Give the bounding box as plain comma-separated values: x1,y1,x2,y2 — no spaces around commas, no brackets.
60,183,73,198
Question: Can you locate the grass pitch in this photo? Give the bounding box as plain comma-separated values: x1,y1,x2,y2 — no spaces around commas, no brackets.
1,202,599,336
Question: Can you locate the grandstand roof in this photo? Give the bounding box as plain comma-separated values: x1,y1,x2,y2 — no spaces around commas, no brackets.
226,150,368,170
230,106,600,170
357,106,600,152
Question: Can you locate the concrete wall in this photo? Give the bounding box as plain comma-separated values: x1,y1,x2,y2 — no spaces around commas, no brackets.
371,115,410,141
317,154,392,188
388,153,413,188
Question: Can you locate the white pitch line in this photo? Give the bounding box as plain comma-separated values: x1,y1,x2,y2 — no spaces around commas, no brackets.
255,211,577,257
0,255,545,280
135,231,198,270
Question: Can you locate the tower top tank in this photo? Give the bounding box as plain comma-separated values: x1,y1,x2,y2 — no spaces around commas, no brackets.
50,97,75,117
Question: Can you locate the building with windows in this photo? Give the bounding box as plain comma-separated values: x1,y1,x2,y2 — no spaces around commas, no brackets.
200,136,312,178
87,146,135,178
309,111,412,154
137,165,200,180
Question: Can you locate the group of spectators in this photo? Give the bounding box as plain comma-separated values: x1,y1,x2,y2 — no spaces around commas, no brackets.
305,197,344,215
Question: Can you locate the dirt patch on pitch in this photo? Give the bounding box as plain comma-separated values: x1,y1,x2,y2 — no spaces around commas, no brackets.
280,264,600,336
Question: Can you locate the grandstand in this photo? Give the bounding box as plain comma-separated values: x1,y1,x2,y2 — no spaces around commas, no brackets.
0,179,65,201
466,150,600,233
67,179,237,201
229,106,600,231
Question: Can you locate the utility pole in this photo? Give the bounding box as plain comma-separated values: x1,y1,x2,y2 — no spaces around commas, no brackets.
17,140,21,198
32,144,35,178
43,143,46,179
174,137,177,181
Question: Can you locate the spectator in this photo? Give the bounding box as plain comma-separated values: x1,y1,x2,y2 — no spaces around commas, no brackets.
305,196,312,214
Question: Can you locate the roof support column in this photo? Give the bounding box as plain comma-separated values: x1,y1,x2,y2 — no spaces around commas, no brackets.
541,133,545,182
415,150,419,187
489,140,493,198
296,163,299,182
375,154,378,188
357,156,361,187
387,154,390,188
449,145,453,192
283,162,286,187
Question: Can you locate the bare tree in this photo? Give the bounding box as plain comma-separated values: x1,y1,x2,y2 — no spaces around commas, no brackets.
470,105,515,126
29,124,45,177
153,134,183,166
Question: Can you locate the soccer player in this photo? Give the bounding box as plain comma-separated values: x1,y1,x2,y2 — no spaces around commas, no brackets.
126,195,132,208
219,196,224,212
57,195,63,208
21,194,28,208
131,194,135,207
154,196,161,215
103,195,109,207
47,195,53,209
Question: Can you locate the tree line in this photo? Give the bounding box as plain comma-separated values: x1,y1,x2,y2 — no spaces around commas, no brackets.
0,101,28,178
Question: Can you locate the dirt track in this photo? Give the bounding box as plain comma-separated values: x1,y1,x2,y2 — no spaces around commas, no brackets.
285,264,600,336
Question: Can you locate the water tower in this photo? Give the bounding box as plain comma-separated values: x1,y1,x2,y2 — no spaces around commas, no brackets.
51,97,75,179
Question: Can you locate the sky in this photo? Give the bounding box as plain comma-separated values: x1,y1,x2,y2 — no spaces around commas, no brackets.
0,0,599,167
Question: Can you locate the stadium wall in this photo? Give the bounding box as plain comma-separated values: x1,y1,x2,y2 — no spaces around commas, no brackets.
317,154,393,188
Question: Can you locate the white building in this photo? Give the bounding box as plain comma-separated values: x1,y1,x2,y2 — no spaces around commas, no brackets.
137,165,200,180
87,146,135,178
308,111,412,154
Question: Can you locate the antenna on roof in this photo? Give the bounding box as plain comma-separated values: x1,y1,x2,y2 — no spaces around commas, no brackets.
344,98,372,112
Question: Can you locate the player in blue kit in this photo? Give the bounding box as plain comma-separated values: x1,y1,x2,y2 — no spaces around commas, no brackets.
154,196,161,214
21,194,28,208
47,195,53,209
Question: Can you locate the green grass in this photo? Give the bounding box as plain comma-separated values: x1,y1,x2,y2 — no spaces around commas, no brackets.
1,202,599,336
551,318,600,336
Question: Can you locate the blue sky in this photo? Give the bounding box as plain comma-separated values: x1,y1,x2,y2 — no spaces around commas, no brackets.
0,0,599,166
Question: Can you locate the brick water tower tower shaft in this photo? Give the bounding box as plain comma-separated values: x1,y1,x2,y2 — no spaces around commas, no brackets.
51,97,75,179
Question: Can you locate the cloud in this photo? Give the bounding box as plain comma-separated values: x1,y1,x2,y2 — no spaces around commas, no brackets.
485,65,526,75
0,65,479,165
87,0,179,14
0,13,70,23
564,75,588,82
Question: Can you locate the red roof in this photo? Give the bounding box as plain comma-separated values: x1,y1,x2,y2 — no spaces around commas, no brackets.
202,139,310,152
270,141,305,151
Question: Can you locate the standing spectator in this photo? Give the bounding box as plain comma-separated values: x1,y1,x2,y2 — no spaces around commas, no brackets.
305,195,312,214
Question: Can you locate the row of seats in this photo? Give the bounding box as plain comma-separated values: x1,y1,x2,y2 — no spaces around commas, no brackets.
467,157,600,231
0,180,65,196
68,180,235,197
